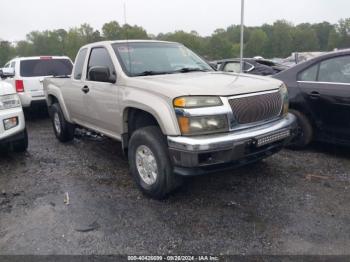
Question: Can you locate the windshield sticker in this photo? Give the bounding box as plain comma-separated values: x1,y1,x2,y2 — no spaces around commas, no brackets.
118,46,134,53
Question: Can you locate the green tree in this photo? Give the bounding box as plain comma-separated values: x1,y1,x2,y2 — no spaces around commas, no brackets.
15,40,35,57
312,22,335,50
120,24,148,39
328,28,340,50
292,23,320,52
336,18,350,48
269,20,294,57
0,41,15,66
206,29,232,59
102,21,122,40
245,29,268,57
157,30,205,55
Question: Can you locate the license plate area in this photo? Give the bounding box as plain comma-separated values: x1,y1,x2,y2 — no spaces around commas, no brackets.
254,129,291,147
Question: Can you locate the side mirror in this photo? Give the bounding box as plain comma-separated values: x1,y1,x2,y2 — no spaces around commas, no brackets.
88,66,116,83
0,68,15,79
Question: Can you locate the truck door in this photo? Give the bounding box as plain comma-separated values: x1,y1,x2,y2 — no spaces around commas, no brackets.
62,48,88,123
80,47,121,137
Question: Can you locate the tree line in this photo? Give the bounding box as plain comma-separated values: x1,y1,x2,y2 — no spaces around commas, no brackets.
1,19,350,66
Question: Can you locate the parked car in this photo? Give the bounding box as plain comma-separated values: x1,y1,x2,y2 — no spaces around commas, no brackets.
214,58,289,76
1,56,73,108
0,71,28,152
44,40,297,199
274,49,350,148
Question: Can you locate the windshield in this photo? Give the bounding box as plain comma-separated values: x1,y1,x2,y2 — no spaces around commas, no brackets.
20,59,73,77
112,42,213,77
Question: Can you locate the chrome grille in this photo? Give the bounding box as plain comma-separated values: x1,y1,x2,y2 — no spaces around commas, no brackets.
229,91,282,125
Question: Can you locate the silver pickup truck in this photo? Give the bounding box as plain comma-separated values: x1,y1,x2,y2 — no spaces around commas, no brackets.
44,40,297,198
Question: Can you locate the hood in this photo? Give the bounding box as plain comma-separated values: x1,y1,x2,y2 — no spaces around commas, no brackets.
126,71,283,98
0,81,15,96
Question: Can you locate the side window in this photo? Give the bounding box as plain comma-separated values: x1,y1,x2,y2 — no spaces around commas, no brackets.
223,62,241,73
298,64,319,81
74,48,87,80
318,56,350,84
244,62,254,72
87,47,116,82
10,62,15,69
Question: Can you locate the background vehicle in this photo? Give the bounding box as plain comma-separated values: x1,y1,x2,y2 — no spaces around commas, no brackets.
274,49,350,148
2,56,73,108
213,58,289,76
0,77,28,152
44,40,296,199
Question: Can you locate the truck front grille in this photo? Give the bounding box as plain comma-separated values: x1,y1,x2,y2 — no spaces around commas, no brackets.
228,91,282,125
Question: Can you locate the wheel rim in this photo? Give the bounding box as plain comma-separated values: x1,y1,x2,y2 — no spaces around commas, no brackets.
54,113,61,134
135,145,158,185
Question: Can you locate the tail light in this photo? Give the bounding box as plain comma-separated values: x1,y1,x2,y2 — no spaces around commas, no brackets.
15,80,24,92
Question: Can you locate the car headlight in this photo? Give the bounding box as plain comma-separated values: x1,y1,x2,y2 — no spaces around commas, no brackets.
280,83,289,116
173,96,223,108
0,94,21,110
177,115,229,135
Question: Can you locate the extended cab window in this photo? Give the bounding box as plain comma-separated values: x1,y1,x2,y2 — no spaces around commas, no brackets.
20,58,73,77
87,47,116,82
74,49,87,80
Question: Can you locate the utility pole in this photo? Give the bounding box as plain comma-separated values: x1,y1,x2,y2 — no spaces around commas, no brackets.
240,0,245,73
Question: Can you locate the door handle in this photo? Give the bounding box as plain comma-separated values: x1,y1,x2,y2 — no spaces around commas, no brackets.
82,85,90,94
309,91,320,99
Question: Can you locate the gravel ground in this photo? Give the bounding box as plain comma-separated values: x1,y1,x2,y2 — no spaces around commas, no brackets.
0,110,349,255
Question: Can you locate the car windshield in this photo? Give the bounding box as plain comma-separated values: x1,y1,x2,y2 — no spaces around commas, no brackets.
20,58,73,77
112,42,213,77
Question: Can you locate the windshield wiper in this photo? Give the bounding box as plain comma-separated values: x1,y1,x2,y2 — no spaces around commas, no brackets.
174,67,210,73
134,70,172,76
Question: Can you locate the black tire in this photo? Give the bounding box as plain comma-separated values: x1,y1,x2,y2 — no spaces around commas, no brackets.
12,129,28,153
50,103,75,142
128,126,182,199
288,109,313,149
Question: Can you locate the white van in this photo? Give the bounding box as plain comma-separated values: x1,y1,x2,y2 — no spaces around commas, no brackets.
3,56,73,108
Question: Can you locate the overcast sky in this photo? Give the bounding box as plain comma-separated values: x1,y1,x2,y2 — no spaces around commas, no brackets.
1,0,349,41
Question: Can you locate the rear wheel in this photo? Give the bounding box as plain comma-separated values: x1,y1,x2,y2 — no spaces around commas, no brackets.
50,103,75,142
128,126,182,199
288,109,313,149
12,129,28,152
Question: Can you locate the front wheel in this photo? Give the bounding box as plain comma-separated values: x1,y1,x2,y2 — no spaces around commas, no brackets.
288,109,313,149
50,103,75,142
128,126,182,199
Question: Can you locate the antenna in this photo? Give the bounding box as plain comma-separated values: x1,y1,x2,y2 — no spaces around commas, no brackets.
123,1,132,74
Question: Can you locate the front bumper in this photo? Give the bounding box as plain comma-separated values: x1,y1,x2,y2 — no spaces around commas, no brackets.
0,107,26,143
168,113,297,176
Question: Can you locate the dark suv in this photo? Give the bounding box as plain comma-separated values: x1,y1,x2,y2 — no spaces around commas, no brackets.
274,49,350,148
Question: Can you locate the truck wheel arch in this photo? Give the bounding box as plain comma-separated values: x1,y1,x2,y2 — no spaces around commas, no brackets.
46,94,72,123
122,107,170,152
123,107,163,135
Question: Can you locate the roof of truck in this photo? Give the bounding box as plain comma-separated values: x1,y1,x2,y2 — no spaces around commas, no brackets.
9,56,71,61
80,40,179,49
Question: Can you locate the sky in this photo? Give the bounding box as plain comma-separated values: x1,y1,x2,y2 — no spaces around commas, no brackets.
0,0,349,42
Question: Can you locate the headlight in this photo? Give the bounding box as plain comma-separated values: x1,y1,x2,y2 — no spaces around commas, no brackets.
173,96,222,108
280,83,289,116
0,94,21,110
177,115,228,135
